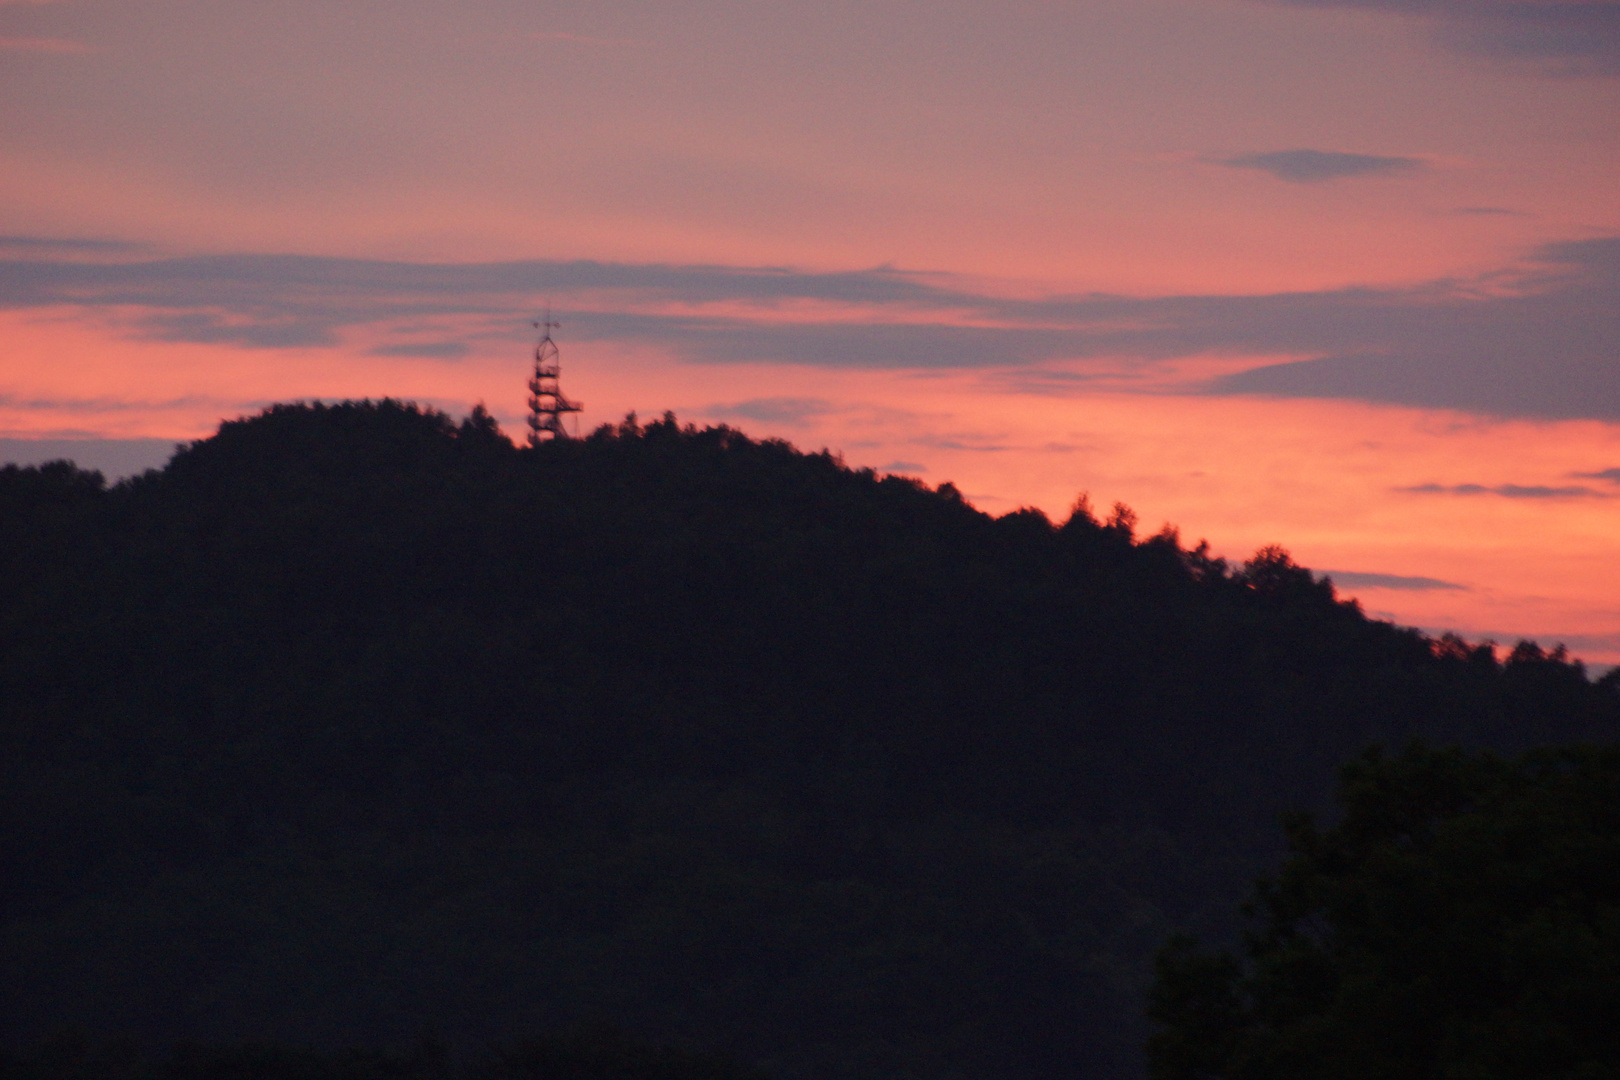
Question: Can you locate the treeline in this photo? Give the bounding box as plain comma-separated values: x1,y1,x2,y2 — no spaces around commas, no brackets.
1,401,1614,1079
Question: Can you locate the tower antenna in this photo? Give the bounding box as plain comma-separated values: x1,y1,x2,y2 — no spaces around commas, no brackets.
526,306,583,446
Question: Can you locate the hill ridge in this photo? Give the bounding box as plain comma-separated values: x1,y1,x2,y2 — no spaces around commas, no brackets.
2,400,1613,1080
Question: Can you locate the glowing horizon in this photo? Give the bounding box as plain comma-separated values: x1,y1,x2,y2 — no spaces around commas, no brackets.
2,0,1617,661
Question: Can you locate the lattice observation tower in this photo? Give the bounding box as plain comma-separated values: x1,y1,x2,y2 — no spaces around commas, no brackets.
527,313,583,446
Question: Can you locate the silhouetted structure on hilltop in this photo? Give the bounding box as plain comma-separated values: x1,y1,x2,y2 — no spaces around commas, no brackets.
526,312,582,445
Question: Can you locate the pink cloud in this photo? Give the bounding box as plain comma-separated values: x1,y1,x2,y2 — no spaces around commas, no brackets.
0,35,92,53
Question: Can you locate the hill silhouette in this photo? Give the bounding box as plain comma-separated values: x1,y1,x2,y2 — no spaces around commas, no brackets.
2,401,1615,1080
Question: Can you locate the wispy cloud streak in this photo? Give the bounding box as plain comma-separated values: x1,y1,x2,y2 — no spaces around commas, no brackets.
1398,482,1612,498
0,35,91,52
0,235,144,253
1219,149,1424,182
1322,570,1467,590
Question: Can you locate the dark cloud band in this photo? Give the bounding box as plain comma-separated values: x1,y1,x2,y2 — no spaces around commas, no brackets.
1,236,1617,420
1271,1,1620,76
0,437,176,478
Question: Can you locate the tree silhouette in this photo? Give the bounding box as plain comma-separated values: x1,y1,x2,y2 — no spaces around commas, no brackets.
1148,743,1620,1079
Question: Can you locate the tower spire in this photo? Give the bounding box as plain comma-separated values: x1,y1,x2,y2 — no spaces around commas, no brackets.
526,308,582,446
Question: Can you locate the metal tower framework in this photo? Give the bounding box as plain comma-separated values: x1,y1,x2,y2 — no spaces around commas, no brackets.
526,313,582,446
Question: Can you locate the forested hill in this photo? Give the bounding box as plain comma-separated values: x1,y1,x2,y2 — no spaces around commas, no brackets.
2,401,1615,1080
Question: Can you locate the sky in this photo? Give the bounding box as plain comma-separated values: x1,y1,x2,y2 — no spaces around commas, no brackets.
2,0,1618,662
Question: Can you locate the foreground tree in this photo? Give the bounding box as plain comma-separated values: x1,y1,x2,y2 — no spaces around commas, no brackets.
1148,743,1620,1079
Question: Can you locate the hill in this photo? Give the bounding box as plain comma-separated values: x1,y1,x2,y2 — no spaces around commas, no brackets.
2,401,1615,1080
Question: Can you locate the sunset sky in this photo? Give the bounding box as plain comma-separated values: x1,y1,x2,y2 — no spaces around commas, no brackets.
3,0,1618,661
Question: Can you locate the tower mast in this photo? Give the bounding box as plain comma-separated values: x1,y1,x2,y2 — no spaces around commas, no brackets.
526,310,582,446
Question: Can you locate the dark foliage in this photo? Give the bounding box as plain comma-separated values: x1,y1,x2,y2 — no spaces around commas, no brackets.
2,401,1615,1080
0,1029,756,1080
1147,743,1620,1079
479,1028,767,1080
